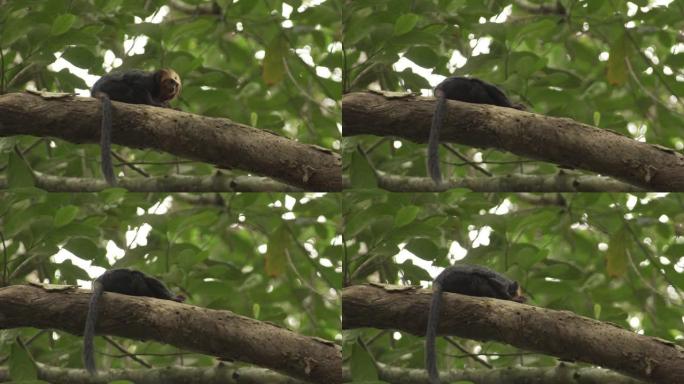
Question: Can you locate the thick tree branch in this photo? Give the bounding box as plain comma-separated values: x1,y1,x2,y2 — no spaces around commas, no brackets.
0,92,342,191
0,364,311,384
0,173,301,192
341,284,684,384
342,92,684,191
342,364,646,384
0,285,341,384
342,172,642,192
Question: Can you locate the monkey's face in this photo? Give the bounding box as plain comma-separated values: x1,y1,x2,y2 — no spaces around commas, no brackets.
159,69,181,101
509,282,527,303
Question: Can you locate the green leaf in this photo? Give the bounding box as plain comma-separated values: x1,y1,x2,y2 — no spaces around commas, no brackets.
263,37,287,85
51,14,76,35
7,152,35,188
349,149,377,189
9,340,38,380
607,33,628,86
53,205,79,227
265,225,289,277
394,205,420,228
606,226,628,277
393,13,419,36
252,303,261,320
593,111,601,127
350,340,379,380
404,238,440,261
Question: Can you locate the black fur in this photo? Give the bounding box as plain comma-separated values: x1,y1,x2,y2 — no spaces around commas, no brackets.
91,70,172,186
82,268,184,375
425,264,525,384
427,77,525,184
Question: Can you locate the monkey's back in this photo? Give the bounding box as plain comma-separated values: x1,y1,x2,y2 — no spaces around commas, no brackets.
435,265,517,300
436,77,516,109
91,70,160,104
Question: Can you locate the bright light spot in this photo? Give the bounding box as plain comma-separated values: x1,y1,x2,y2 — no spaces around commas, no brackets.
447,241,467,261
490,5,511,23
145,6,169,23
626,195,638,210
469,226,492,247
628,315,641,329
148,197,173,214
123,36,147,56
296,46,314,66
316,66,332,78
490,199,512,215
304,241,318,258
627,2,638,16
392,331,403,340
659,215,669,223
49,54,99,96
126,223,152,247
282,3,293,18
105,240,125,263
395,55,438,91
284,195,297,210
674,257,684,273
258,244,268,254
286,315,300,328
393,140,403,149
395,247,439,284
598,243,608,251
471,36,492,55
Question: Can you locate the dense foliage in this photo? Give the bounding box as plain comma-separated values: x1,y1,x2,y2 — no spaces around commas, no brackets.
0,191,341,373
343,191,684,380
0,0,341,182
343,0,684,183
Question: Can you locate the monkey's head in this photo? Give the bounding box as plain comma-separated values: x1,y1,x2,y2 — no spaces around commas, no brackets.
157,68,181,101
508,281,527,303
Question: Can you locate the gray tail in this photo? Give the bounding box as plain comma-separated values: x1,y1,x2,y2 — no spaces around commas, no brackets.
83,281,103,375
99,95,116,186
427,95,446,185
425,282,443,384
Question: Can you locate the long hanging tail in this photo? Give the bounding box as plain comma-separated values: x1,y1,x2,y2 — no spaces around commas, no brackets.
425,282,443,384
83,281,104,375
99,94,116,186
427,94,446,185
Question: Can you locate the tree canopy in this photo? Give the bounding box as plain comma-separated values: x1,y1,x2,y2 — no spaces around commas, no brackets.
342,191,684,383
0,0,341,191
342,0,684,192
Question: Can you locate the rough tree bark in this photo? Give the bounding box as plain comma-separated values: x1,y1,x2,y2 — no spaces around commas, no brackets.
0,285,341,384
342,284,683,384
0,92,342,191
342,92,684,191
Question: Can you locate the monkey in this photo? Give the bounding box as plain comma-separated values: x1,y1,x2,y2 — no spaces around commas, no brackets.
91,68,181,186
82,268,185,375
425,264,526,384
427,76,526,185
